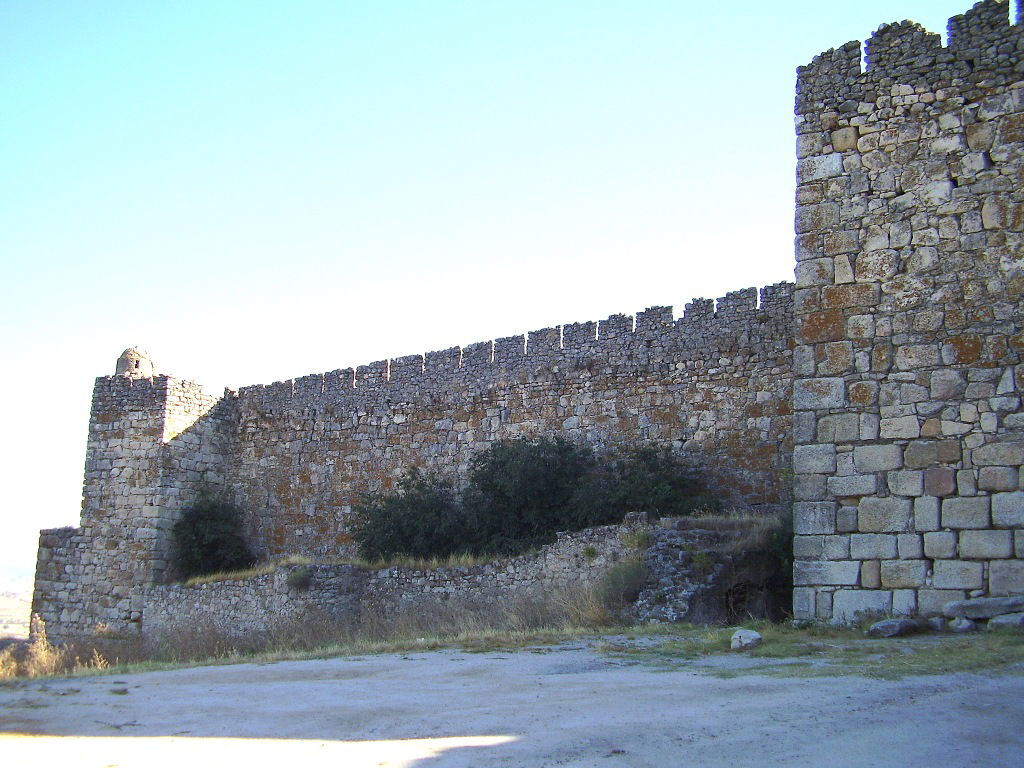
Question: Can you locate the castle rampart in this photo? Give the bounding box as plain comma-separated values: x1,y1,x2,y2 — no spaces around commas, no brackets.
31,0,1024,641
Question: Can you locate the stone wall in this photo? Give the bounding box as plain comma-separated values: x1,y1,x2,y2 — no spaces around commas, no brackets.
229,287,794,562
792,0,1024,622
32,1,1024,641
141,523,637,640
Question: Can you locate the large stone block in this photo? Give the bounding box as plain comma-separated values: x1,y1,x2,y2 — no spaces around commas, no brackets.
828,474,878,497
850,533,897,560
858,497,913,532
880,559,928,588
943,595,1024,619
973,441,1024,466
990,560,1024,595
794,378,845,410
794,502,837,535
932,560,984,590
941,497,991,529
918,589,966,617
832,589,893,624
794,444,837,474
854,445,903,472
924,531,958,559
959,530,1013,559
793,560,861,586
992,491,1024,527
792,587,816,619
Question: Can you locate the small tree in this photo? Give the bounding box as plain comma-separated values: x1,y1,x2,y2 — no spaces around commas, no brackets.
171,496,255,580
351,469,465,560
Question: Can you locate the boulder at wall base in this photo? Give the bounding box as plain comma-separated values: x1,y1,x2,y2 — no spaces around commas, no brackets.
866,618,918,638
943,595,1024,619
987,612,1024,630
730,629,762,650
949,617,977,633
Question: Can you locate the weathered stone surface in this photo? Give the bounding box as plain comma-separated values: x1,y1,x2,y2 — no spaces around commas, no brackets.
992,492,1024,527
827,474,877,497
990,560,1024,596
932,560,984,590
919,589,966,617
850,534,897,560
987,612,1024,629
854,445,904,473
958,530,1013,560
923,531,958,559
794,378,845,409
730,629,763,650
866,618,917,638
880,560,927,589
832,589,892,624
973,442,1024,466
941,497,991,529
793,560,861,586
858,497,913,533
794,444,837,474
943,596,1024,620
794,502,837,535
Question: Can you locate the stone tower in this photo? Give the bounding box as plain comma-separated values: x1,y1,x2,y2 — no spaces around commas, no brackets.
792,0,1024,621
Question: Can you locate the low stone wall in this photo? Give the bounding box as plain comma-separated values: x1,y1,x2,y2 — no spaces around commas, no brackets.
139,523,641,640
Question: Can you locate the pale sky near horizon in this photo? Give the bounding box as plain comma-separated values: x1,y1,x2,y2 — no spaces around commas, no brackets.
0,0,990,583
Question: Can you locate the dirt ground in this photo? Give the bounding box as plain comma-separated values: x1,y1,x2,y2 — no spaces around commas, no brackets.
1,641,1022,768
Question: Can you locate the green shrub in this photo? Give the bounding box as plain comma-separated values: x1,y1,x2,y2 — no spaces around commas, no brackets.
352,469,466,560
598,558,649,609
462,436,601,554
351,438,719,562
171,496,255,580
576,445,718,521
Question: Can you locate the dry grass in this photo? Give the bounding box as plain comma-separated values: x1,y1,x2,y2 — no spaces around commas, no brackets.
675,507,788,552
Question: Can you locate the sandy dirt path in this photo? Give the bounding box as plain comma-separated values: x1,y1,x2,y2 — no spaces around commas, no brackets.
1,643,1022,767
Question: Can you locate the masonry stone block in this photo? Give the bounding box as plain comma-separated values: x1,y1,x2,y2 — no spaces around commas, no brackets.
792,587,816,620
979,467,1018,492
794,560,861,586
794,378,845,410
794,444,837,475
854,445,904,473
930,369,966,400
918,589,967,617
959,530,1013,560
827,474,878,498
887,471,923,497
832,589,893,624
973,441,1024,466
992,491,1024,527
913,496,940,532
880,560,928,589
794,502,837,535
794,535,824,559
897,534,923,559
860,560,881,589
924,531,958,559
924,467,956,497
990,560,1024,595
858,497,913,532
941,497,991,529
880,416,921,439
850,533,897,560
892,589,917,617
824,536,851,560
932,560,984,590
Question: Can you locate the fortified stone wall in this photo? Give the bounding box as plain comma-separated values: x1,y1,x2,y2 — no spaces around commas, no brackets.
31,1,1024,642
229,287,794,562
792,0,1024,621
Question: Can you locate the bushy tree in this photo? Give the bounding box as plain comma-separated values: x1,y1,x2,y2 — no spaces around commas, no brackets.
171,497,255,579
351,469,465,560
462,436,597,553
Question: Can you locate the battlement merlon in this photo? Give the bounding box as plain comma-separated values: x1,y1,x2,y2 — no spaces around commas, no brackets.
233,282,794,407
796,0,1023,118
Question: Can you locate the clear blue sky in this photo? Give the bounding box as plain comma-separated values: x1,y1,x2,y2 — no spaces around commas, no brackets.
0,0,984,583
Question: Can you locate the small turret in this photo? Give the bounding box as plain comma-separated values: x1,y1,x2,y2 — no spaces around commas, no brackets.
115,347,155,378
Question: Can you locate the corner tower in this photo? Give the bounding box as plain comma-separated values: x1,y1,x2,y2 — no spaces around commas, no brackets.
792,0,1024,621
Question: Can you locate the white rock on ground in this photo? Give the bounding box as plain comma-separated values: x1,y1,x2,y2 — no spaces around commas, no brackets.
731,629,762,650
